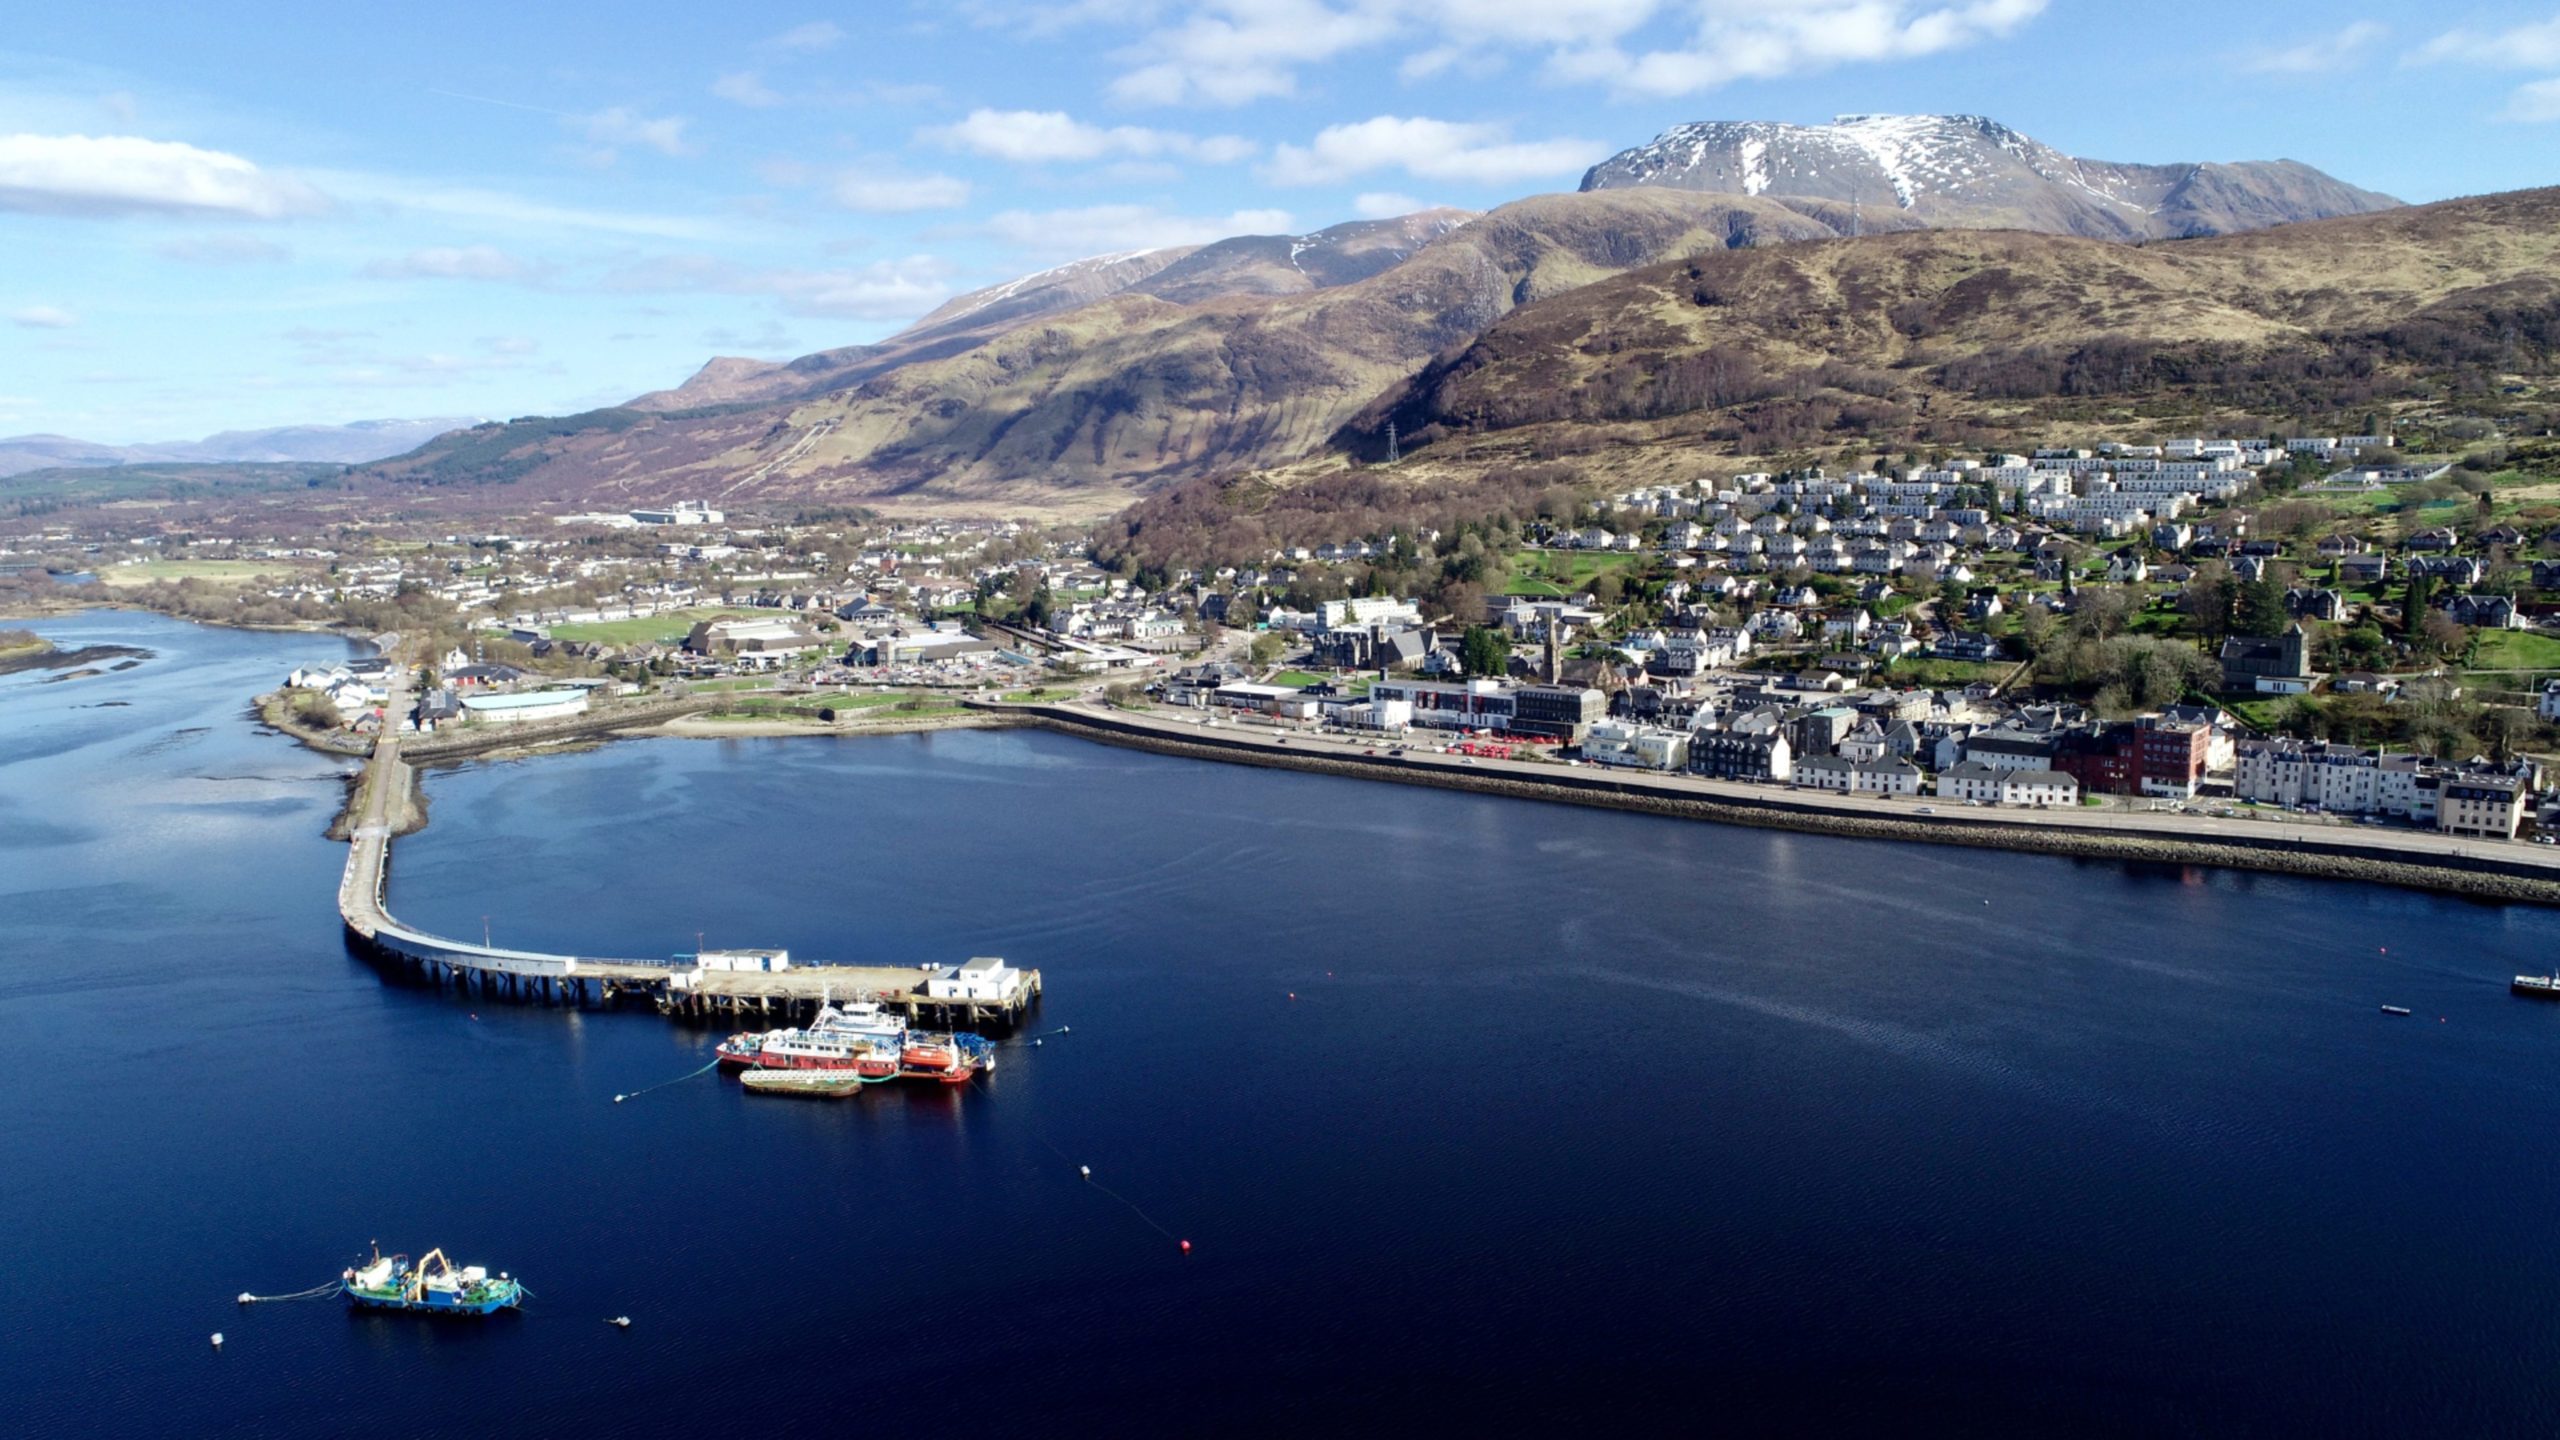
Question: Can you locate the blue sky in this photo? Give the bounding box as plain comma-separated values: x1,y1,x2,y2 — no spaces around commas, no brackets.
4,0,2558,443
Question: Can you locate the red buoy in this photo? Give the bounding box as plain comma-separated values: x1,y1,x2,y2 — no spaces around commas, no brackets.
1179,1240,1192,1253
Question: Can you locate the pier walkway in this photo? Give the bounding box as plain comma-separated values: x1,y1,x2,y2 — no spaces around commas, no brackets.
335,695,1038,1026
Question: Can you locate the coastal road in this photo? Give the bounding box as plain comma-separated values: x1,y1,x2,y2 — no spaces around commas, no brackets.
1037,699,2560,880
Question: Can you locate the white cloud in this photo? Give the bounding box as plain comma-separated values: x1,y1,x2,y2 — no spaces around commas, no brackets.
1108,0,1400,105
1352,190,1423,218
1034,0,2045,107
923,108,1255,164
764,20,846,52
0,132,326,219
1553,0,2050,95
361,245,543,282
978,203,1295,260
2246,20,2387,75
712,71,785,107
2417,12,2560,69
1266,116,1601,186
11,305,78,329
833,171,974,212
601,253,958,321
579,107,696,159
2500,76,2560,122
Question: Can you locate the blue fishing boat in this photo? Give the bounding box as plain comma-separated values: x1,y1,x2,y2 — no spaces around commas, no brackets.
342,1246,525,1315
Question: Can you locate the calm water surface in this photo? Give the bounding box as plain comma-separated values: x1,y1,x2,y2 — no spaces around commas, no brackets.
6,611,2560,1437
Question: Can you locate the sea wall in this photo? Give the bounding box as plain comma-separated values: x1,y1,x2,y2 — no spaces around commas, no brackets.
1009,704,2560,909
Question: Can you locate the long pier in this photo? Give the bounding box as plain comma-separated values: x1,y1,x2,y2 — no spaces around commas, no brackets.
335,697,1039,1027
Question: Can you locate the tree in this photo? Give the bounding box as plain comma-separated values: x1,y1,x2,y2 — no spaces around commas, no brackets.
1460,625,1512,677
2179,561,2239,642
2235,576,2291,638
2418,609,2468,657
2012,603,2057,659
2069,584,2137,641
1248,631,1287,667
2399,575,2437,638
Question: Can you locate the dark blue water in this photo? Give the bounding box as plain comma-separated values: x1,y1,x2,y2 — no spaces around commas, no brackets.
8,611,2560,1436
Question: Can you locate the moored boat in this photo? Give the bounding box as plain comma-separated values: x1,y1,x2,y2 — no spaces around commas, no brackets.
342,1246,524,1316
901,1031,996,1083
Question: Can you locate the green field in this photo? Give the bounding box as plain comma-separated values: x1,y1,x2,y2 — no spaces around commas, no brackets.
2467,630,2560,672
1881,658,2004,687
1268,669,1325,688
546,607,750,645
1504,550,1645,596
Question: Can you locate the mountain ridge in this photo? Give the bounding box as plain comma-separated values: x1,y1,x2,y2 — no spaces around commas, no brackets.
1580,114,2399,239
0,417,479,480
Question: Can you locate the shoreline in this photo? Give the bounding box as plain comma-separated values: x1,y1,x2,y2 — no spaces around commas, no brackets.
996,701,2560,910
252,665,2560,910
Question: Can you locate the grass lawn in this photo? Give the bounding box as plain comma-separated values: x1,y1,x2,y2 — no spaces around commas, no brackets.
2222,698,2289,731
1001,687,1078,702
1269,669,1325,688
1882,658,2001,687
546,607,753,645
95,559,289,587
1504,550,1645,595
2468,630,2560,671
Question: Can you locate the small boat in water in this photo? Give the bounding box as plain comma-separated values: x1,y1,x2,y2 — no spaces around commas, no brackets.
2380,1005,2412,1016
342,1246,523,1316
741,1069,869,1099
901,1031,997,1083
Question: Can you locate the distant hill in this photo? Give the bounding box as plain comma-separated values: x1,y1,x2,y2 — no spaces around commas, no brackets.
343,116,2411,514
1579,114,2399,240
627,211,1477,415
0,418,477,479
1341,186,2560,463
358,191,1868,509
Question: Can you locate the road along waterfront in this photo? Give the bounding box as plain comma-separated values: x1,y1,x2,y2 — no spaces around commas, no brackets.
994,698,2560,907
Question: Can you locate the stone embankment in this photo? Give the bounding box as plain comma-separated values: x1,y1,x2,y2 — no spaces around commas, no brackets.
994,701,2560,909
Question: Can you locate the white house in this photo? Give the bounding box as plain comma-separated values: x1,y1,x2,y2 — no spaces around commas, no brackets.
927,955,1021,1001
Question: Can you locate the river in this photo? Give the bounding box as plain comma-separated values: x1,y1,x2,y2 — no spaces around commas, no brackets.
5,611,2559,1436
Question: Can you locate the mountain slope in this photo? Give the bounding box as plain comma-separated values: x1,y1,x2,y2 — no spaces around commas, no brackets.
1580,115,2399,239
0,418,477,479
629,212,1478,415
360,190,1877,507
1343,186,2560,459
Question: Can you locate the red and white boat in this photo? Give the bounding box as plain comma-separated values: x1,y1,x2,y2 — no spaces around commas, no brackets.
900,1032,996,1083
717,1001,906,1070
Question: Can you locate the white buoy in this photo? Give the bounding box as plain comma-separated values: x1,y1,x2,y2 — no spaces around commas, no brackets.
1079,1165,1092,1179
211,1333,224,1349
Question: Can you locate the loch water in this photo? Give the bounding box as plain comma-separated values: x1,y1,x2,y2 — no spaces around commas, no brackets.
6,610,2560,1437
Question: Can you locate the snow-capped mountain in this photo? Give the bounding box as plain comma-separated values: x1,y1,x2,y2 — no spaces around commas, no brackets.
1580,114,2398,239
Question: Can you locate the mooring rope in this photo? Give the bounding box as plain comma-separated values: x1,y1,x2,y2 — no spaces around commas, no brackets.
237,1282,344,1304
614,1057,721,1104
963,1045,1190,1251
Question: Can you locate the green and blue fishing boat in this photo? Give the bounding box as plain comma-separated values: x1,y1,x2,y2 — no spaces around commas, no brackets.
342,1246,525,1316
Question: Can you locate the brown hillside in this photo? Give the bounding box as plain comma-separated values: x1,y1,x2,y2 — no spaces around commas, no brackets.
1345,186,2560,461
359,189,1878,509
